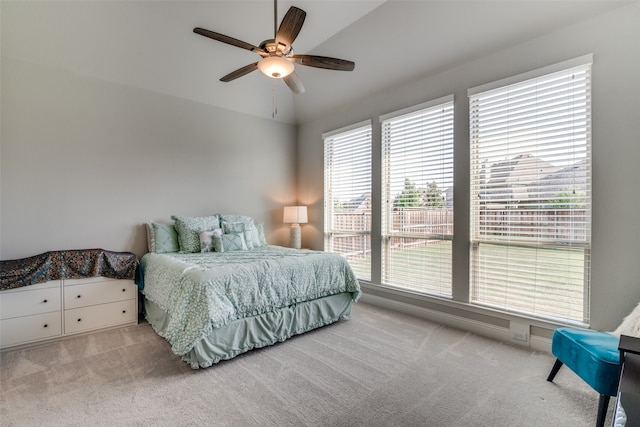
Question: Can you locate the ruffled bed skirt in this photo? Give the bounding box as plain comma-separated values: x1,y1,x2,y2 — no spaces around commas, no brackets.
144,292,354,369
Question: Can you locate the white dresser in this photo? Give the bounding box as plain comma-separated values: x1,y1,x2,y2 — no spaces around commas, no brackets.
0,280,63,348
0,277,137,349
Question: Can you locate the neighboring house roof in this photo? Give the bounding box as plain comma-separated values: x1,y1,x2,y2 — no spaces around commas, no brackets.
344,192,371,211
478,154,588,206
531,159,588,201
487,154,559,186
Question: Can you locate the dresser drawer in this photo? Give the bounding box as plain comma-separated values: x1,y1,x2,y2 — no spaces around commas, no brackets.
0,282,62,320
64,299,137,335
64,279,136,309
0,311,62,348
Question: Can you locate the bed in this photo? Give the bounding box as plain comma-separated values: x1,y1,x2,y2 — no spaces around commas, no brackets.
137,214,361,369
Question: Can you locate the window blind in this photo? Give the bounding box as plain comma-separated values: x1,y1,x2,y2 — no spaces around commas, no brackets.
323,122,372,280
381,96,454,296
469,58,592,324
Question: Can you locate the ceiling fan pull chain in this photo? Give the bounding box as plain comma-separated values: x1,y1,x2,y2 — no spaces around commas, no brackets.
272,78,278,118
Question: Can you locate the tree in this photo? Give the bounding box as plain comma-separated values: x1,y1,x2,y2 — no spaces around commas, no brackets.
393,178,422,209
422,181,445,207
550,189,586,209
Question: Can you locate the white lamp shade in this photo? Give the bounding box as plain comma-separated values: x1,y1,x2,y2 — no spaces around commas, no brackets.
283,206,308,224
257,56,295,79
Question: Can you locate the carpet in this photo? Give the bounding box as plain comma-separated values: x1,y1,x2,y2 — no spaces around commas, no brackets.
0,302,611,426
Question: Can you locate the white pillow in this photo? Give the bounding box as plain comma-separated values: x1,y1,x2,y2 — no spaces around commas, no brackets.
199,228,223,253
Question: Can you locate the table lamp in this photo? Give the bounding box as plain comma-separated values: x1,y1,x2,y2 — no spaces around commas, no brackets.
283,206,308,249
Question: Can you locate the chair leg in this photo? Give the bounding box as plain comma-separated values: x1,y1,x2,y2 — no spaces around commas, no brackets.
547,359,563,382
596,394,610,427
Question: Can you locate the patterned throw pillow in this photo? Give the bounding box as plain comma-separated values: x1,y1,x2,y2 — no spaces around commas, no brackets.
219,214,253,225
199,228,223,253
222,221,245,234
255,222,268,246
213,232,248,252
220,214,262,249
146,222,180,253
244,222,262,248
172,215,221,253
223,221,255,249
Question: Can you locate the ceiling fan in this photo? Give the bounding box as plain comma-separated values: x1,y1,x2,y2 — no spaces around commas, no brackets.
193,0,355,94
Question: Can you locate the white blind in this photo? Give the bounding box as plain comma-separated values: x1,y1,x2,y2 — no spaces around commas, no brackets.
381,96,454,296
324,122,372,280
469,59,592,324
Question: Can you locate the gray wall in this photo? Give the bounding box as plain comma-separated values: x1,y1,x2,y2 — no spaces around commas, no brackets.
297,2,640,331
1,58,297,260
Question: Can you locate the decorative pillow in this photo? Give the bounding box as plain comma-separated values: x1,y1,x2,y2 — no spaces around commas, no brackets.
220,215,264,249
222,221,246,234
222,221,256,249
255,222,268,246
199,228,223,253
145,222,180,253
213,232,248,252
172,215,221,253
244,221,262,248
219,214,254,225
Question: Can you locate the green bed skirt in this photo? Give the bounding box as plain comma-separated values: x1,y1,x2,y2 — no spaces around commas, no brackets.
144,292,354,369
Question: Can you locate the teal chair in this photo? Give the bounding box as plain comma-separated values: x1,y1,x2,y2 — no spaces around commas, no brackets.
546,327,620,427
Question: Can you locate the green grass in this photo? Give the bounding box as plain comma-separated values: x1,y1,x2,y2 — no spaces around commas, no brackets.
344,241,587,322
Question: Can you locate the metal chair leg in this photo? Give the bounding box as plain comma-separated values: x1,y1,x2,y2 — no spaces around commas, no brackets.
547,359,564,382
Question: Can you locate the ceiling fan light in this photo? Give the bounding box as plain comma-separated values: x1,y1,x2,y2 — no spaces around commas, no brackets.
257,56,294,79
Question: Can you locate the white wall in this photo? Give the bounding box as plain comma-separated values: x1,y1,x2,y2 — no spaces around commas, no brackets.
1,58,297,259
298,2,640,331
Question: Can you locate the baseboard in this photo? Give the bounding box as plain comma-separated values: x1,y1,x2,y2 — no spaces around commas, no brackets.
360,293,552,353
530,334,552,353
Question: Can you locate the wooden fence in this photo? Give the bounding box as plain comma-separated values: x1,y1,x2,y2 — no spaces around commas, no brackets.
330,208,453,258
330,206,587,259
478,207,588,242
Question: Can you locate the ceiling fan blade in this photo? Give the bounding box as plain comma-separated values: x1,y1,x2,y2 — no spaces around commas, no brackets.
220,62,259,82
194,28,266,55
290,55,355,71
283,72,305,94
275,7,306,51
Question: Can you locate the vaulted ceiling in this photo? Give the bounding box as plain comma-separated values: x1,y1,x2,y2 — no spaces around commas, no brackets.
1,1,627,124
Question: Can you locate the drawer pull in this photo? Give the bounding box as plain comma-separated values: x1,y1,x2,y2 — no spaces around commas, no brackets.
43,299,48,303
44,324,48,328
76,295,81,299
77,318,82,322
122,288,126,292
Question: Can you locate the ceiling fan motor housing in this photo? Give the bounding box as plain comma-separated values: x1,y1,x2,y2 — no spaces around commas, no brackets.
260,39,292,56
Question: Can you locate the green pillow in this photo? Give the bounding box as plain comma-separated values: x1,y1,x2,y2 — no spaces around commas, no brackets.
220,214,262,248
146,222,179,253
172,215,221,253
223,221,256,249
213,232,247,252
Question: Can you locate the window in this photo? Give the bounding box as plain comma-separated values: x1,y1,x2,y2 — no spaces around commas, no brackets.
469,55,592,324
324,121,372,280
381,96,454,296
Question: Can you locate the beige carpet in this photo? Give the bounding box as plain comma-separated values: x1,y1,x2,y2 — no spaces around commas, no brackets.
1,302,611,426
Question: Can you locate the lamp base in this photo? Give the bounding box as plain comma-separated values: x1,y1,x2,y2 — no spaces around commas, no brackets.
290,224,301,249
